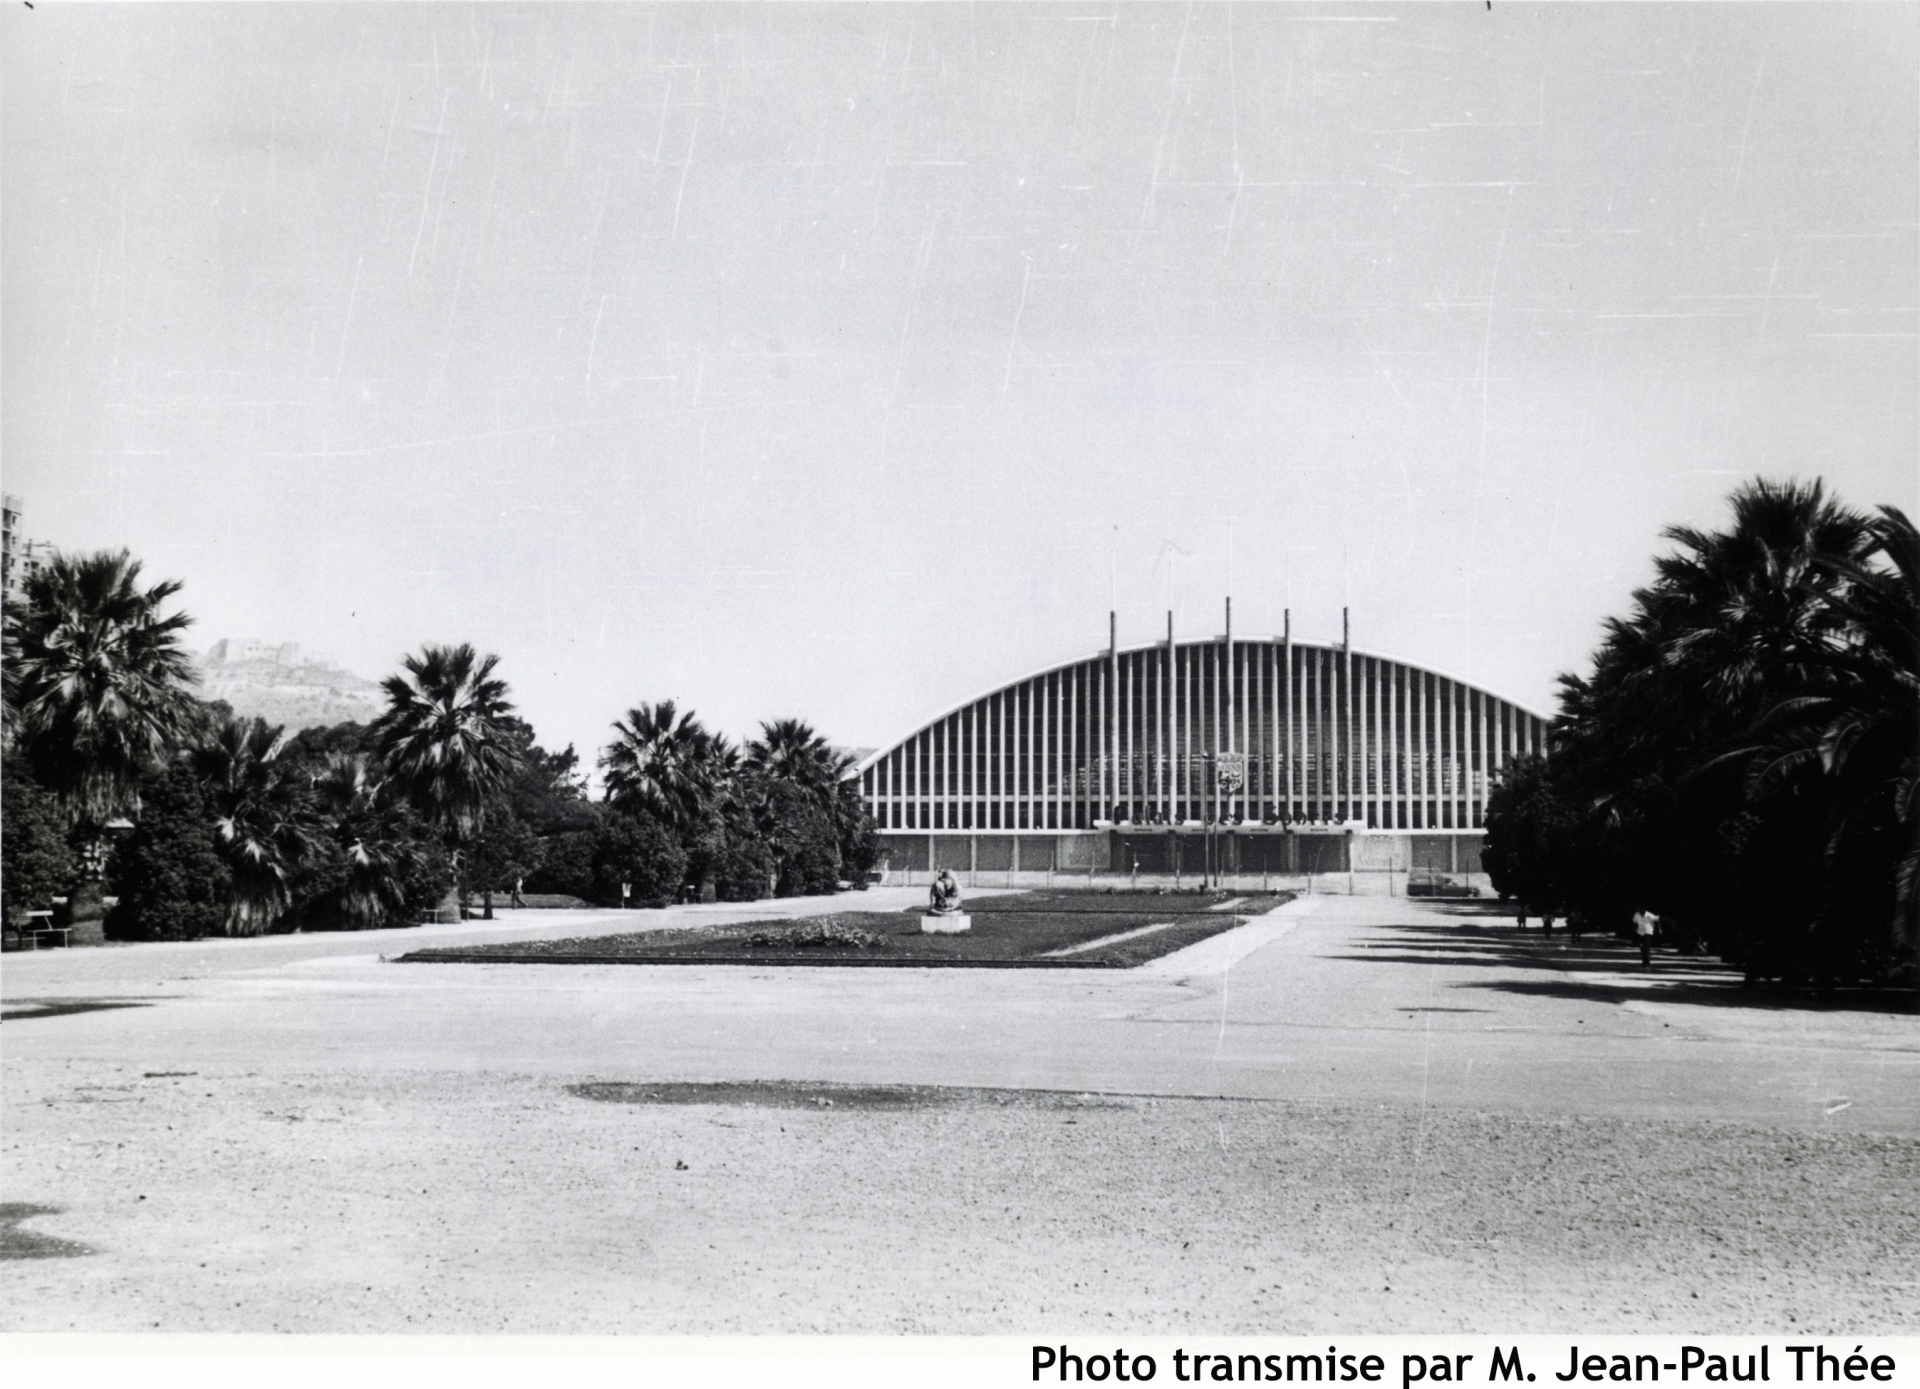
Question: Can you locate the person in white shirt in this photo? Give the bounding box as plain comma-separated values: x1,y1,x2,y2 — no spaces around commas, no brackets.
1633,908,1659,967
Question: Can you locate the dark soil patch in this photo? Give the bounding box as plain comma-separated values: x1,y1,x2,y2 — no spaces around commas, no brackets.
0,998,155,1024
396,894,1289,968
568,1079,1155,1111
0,1204,92,1261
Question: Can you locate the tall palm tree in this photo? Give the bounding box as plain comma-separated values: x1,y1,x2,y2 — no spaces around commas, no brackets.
371,643,519,914
1739,504,1920,977
600,700,717,831
741,718,863,894
742,718,848,801
2,549,198,829
1556,480,1874,803
689,729,745,828
190,716,321,936
1651,479,1873,720
1549,478,1897,975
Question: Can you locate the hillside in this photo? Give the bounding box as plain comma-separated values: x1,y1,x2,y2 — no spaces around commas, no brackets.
196,639,386,732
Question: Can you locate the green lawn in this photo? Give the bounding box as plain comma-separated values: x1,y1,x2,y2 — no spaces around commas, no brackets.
395,890,1291,969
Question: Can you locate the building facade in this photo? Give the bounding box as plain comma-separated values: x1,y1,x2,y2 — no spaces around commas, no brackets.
859,605,1550,886
2,493,46,603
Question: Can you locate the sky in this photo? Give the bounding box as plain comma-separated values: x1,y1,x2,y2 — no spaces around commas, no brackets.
5,2,1915,767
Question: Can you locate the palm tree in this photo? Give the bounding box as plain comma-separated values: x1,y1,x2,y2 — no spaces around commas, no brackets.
1855,507,1920,960
689,729,745,826
600,700,717,832
1650,479,1873,725
189,716,321,935
741,718,863,894
308,751,423,930
1557,480,1871,807
1549,478,1898,975
744,718,861,849
1739,504,1920,979
371,643,520,916
3,549,198,829
742,718,848,801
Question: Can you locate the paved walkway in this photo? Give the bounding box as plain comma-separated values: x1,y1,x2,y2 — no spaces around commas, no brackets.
6,891,1914,1132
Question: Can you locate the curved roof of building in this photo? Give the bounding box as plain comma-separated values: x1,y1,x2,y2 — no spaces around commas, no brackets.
857,634,1552,775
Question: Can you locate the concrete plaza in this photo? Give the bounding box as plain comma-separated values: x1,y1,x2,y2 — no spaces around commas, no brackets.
3,890,1916,1332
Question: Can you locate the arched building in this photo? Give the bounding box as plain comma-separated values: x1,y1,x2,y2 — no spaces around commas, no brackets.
859,605,1550,887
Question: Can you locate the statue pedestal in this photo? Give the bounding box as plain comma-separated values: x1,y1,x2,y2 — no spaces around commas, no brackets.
920,913,971,935
58,882,107,946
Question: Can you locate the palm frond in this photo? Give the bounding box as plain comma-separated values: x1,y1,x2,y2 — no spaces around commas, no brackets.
371,643,520,842
2,549,199,827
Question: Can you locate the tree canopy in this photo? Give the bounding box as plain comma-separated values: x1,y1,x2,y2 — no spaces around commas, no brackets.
372,643,521,842
3,549,198,827
2,545,880,940
1484,479,1919,985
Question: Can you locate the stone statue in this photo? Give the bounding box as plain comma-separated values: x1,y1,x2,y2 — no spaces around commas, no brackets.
927,868,962,916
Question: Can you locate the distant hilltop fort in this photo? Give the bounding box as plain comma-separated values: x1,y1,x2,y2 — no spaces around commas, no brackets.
205,638,307,667
197,639,386,732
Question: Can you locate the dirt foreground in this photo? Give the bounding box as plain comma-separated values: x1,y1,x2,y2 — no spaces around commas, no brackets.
3,890,1917,1333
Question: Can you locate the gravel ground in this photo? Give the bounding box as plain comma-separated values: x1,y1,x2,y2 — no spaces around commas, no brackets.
3,1064,1915,1334
5,890,1917,1335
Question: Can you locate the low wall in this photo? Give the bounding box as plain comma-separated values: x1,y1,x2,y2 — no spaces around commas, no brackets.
875,829,1490,897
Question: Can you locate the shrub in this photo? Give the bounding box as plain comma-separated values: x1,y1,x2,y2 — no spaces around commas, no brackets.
1,755,79,927
712,833,776,902
276,814,451,932
396,832,457,923
105,763,232,941
282,719,379,764
467,809,545,901
592,812,687,908
528,827,598,899
745,918,887,949
834,779,881,885
282,834,354,932
686,826,775,903
759,780,841,897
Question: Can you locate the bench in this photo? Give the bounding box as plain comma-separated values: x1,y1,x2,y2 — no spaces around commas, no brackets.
4,910,62,951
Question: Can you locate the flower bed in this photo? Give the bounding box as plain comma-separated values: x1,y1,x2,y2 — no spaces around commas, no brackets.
394,892,1291,969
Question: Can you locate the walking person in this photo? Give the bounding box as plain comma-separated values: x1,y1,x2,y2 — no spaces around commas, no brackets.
1633,906,1659,967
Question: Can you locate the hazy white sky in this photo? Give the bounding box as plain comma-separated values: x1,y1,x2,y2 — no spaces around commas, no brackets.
6,2,1915,763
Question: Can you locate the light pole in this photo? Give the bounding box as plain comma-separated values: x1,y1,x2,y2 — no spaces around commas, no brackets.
1202,754,1216,889
1215,755,1243,890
